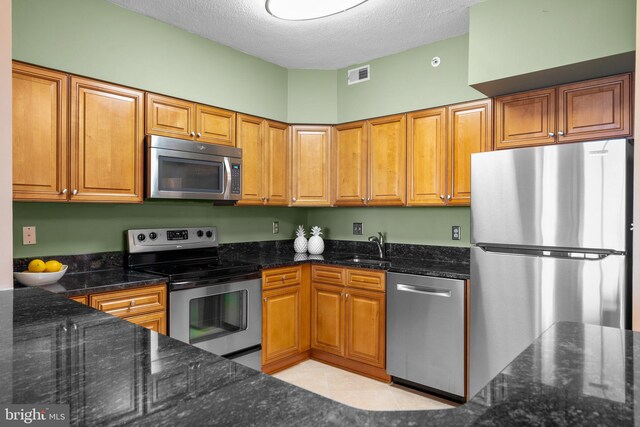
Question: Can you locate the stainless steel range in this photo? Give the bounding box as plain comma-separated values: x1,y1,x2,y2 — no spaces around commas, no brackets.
126,226,262,370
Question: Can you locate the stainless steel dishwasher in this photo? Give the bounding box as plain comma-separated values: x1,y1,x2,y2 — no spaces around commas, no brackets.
387,272,465,401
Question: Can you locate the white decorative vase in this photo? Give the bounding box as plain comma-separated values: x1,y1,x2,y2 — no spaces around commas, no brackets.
294,236,308,253
308,254,324,261
308,235,324,255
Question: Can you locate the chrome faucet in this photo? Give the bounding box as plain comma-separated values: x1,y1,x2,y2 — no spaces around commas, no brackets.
368,232,386,259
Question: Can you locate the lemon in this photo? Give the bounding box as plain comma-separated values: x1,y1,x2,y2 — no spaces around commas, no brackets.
44,260,62,273
28,259,46,273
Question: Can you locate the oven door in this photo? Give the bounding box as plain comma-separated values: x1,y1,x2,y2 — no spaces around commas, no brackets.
148,146,232,200
169,278,262,357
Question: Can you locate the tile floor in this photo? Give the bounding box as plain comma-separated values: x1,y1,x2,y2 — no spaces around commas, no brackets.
271,360,456,411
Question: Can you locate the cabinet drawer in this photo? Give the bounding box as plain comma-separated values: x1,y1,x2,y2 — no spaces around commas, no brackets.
262,266,302,289
346,269,386,292
311,265,345,286
89,284,166,318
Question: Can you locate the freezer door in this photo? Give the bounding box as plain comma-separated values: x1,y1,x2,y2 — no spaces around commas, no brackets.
469,246,626,397
471,139,630,251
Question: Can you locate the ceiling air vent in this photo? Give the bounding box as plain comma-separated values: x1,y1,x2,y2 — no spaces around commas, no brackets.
347,65,370,85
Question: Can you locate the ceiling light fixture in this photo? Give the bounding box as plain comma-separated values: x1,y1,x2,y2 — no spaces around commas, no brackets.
265,0,368,21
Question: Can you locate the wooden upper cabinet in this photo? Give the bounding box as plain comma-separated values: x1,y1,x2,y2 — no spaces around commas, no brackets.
146,93,236,145
367,114,406,206
12,62,68,201
264,120,289,206
495,88,556,149
333,121,368,206
236,114,264,205
195,104,235,146
448,99,492,206
558,74,632,143
407,108,447,206
70,77,144,203
290,125,332,206
146,93,195,139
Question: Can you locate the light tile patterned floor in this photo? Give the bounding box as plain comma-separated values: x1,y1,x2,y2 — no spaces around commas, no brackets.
271,360,456,411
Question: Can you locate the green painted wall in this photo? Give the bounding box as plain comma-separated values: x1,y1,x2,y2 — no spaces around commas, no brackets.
468,0,636,86
337,35,484,123
12,202,306,258
12,0,289,121
287,69,338,124
306,207,471,247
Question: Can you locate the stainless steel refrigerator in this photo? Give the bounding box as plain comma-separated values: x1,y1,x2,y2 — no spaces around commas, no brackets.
469,138,632,397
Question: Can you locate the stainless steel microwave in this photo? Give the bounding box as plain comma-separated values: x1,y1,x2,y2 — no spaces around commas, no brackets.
147,135,242,201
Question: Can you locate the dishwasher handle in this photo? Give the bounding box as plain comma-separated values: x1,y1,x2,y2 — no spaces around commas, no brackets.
396,284,451,297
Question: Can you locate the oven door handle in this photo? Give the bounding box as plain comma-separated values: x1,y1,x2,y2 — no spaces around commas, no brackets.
223,156,232,199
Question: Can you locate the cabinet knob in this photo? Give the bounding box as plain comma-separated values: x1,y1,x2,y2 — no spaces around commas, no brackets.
262,197,266,202
345,293,349,299
548,132,555,137
558,131,565,136
264,297,267,302
130,300,136,307
439,194,445,200
266,198,270,202
61,188,68,195
196,132,202,138
446,195,451,200
361,197,365,202
72,189,78,195
281,275,286,282
292,197,297,202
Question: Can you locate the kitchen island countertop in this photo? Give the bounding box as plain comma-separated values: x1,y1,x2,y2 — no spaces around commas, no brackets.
1,287,635,426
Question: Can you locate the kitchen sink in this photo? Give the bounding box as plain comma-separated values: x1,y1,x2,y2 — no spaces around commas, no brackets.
341,256,391,265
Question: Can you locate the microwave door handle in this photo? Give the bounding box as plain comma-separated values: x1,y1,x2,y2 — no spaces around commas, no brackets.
223,157,232,199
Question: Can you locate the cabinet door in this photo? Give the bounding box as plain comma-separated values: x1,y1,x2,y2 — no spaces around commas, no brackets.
558,74,632,143
333,121,368,206
494,88,556,149
12,63,68,201
345,288,385,368
236,114,264,205
367,114,406,206
125,311,167,334
447,99,492,206
195,104,235,146
264,120,289,206
407,108,447,206
145,93,195,139
70,77,144,202
262,285,301,365
290,126,332,206
311,282,344,356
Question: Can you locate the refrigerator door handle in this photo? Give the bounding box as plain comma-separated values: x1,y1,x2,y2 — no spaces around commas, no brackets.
396,284,451,297
476,245,618,259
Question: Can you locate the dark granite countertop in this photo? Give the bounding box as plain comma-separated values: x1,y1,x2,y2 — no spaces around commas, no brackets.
234,252,471,280
2,287,635,426
15,268,167,297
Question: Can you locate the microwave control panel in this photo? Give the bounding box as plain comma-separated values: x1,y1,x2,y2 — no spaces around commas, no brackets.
231,164,241,194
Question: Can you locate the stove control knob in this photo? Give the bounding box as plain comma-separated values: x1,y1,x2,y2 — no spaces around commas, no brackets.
149,232,157,240
197,230,204,238
137,233,146,242
206,231,213,238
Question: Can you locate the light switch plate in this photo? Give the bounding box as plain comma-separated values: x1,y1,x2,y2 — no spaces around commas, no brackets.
23,226,36,245
353,223,363,235
272,221,279,234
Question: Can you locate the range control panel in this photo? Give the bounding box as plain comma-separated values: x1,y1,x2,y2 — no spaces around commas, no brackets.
230,164,241,194
127,227,217,253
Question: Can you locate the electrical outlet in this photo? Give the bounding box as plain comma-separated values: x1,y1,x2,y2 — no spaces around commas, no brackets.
452,226,461,241
272,221,279,234
23,226,36,245
353,222,363,235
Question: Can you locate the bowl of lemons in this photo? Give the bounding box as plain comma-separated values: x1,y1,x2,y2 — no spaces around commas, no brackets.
14,259,68,286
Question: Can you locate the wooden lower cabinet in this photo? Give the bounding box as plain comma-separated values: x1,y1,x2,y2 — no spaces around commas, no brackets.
69,284,167,334
261,265,310,374
310,265,389,381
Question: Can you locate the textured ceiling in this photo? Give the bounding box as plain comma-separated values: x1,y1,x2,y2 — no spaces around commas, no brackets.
106,0,483,70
